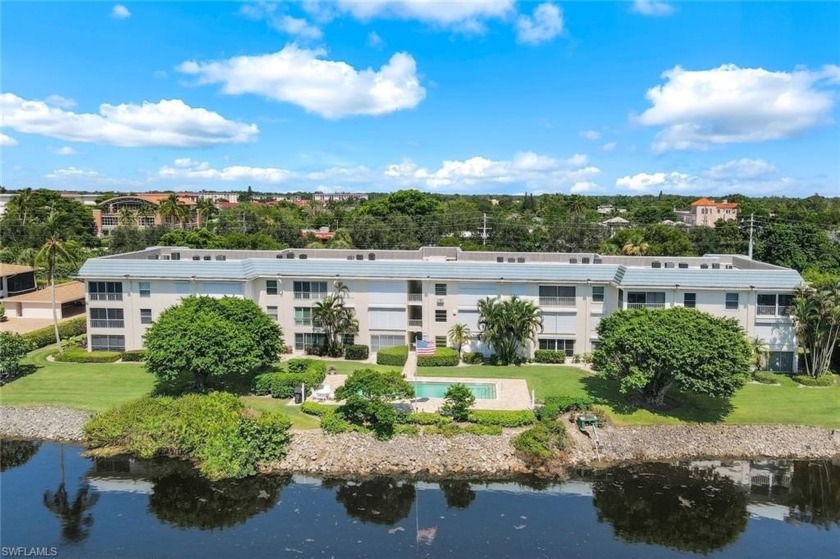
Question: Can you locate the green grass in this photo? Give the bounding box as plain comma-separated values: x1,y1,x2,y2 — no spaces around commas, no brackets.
308,359,400,376
418,365,840,428
239,396,322,430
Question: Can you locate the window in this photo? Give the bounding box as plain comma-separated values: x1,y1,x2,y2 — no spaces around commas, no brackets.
294,307,318,327
435,336,448,347
91,335,125,352
140,309,152,325
266,280,278,295
627,292,665,309
370,334,405,353
293,281,328,299
175,281,190,295
683,293,697,308
435,283,447,296
294,333,327,351
90,308,124,328
592,286,604,303
767,351,794,373
538,338,575,356
435,310,447,323
342,334,355,346
266,306,278,321
725,293,739,310
539,285,576,306
778,294,794,315
758,293,794,316
88,281,123,301
139,282,150,298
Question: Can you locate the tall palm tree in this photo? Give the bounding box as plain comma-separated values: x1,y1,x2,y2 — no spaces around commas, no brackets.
312,289,358,357
791,284,840,377
157,194,188,229
567,195,586,217
43,444,99,543
477,296,543,365
750,337,769,371
36,208,77,352
622,234,650,256
448,323,472,360
195,198,217,229
116,206,137,228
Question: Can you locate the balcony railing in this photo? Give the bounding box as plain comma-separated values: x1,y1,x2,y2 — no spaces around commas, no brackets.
89,293,123,301
407,293,423,302
626,302,666,309
293,291,327,300
757,305,793,317
538,296,576,307
408,319,423,328
90,319,124,329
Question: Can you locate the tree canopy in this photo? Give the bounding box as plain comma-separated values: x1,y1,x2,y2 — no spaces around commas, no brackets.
593,307,752,406
477,296,543,365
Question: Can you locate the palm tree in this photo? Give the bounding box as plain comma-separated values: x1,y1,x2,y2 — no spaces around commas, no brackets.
567,195,586,217
312,287,358,357
448,323,472,360
195,198,217,229
36,208,77,353
750,337,769,371
791,283,840,377
622,234,650,256
43,444,99,543
157,194,188,229
116,206,137,228
477,296,543,365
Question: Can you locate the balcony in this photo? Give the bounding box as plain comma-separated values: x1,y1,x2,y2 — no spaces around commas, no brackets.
90,319,124,329
293,291,327,300
757,305,793,317
408,319,423,328
407,293,423,303
626,302,666,310
538,296,576,307
89,293,123,301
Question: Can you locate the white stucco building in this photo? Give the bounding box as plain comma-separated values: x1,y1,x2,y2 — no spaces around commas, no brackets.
77,247,803,372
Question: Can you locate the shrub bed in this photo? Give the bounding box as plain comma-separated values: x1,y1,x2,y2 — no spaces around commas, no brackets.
376,345,408,367
120,350,146,362
462,352,484,365
511,419,568,459
320,410,364,435
467,409,536,427
423,423,503,437
344,344,370,360
253,360,327,398
792,374,835,387
23,316,87,349
84,392,291,479
300,401,339,416
533,350,567,364
51,347,121,363
752,371,781,385
402,411,452,426
537,396,595,420
417,347,460,367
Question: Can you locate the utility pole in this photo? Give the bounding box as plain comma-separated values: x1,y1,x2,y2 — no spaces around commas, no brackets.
748,213,754,259
481,213,489,246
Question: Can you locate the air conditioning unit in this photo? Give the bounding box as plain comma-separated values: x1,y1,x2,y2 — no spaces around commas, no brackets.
437,298,445,306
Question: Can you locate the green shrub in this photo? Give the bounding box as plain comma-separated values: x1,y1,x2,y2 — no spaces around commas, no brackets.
462,352,484,365
511,420,568,460
51,347,121,363
83,392,291,479
533,350,567,364
792,374,835,387
424,423,503,437
120,350,146,362
253,360,328,398
344,344,370,360
395,424,420,437
300,401,339,416
752,371,781,385
417,347,460,367
286,358,315,374
338,396,399,440
404,411,452,426
268,374,309,399
23,316,87,349
462,424,503,436
468,409,536,427
376,345,408,366
320,410,359,434
537,396,595,420
440,383,475,421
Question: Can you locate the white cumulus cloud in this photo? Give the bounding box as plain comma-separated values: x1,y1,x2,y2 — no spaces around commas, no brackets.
54,146,79,155
240,3,323,39
331,0,514,33
636,64,840,152
704,158,778,180
631,1,674,17
615,171,696,192
158,158,291,183
570,181,598,194
0,93,258,147
580,129,600,140
46,167,102,179
368,31,384,48
111,4,131,19
177,44,426,118
516,2,563,45
601,142,617,152
1,133,18,147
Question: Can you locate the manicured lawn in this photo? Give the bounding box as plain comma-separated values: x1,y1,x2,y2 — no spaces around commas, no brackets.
239,396,322,430
312,359,399,376
418,365,840,428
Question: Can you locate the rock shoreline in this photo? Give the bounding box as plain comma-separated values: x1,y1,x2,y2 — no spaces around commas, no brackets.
2,405,838,477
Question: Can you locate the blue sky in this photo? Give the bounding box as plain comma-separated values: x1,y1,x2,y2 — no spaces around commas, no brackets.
1,1,838,196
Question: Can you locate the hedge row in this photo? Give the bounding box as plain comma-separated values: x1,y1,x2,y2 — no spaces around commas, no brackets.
792,374,835,387
462,352,485,365
300,401,339,416
376,345,408,367
423,423,503,437
533,350,567,364
23,316,87,350
467,409,536,427
253,359,328,399
417,347,460,367
537,396,595,420
752,371,781,385
344,344,370,360
401,411,452,426
120,350,146,362
51,347,121,363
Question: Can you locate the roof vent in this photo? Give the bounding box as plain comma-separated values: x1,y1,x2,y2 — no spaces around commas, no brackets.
193,256,201,261
368,253,376,261
203,255,211,261
276,254,283,259
700,264,709,269
712,263,720,270
346,255,354,261
593,257,602,264
497,257,504,263
517,257,525,263
569,258,578,264
507,257,515,263
356,254,364,261
651,261,662,269
216,255,226,261
664,262,675,269
582,257,590,264
678,262,688,269
286,252,295,259
299,254,307,260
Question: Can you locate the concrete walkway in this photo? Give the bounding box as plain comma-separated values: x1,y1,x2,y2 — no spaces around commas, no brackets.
402,351,418,380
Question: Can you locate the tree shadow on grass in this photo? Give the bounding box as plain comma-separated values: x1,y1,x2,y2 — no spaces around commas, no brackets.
0,364,38,386
580,375,733,424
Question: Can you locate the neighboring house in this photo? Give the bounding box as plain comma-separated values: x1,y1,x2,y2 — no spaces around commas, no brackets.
1,281,85,319
93,194,198,235
300,227,336,241
597,205,627,215
685,198,739,227
0,264,37,299
312,192,369,204
77,246,803,372
600,216,631,234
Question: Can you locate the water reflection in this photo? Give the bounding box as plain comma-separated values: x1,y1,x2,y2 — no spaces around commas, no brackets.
592,462,749,553
325,478,416,525
0,439,41,472
785,461,840,529
439,480,476,509
43,445,99,543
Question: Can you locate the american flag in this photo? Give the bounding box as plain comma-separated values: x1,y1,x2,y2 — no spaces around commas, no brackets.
416,338,436,355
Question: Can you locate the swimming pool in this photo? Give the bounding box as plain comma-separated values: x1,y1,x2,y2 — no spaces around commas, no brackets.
413,381,497,400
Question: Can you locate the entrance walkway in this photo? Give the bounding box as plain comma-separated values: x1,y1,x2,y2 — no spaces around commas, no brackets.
402,351,417,380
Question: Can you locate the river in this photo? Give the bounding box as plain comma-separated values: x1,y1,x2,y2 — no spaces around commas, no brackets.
1,441,838,558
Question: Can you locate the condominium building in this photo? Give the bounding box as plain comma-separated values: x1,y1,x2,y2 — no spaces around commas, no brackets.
77,247,803,372
685,198,740,227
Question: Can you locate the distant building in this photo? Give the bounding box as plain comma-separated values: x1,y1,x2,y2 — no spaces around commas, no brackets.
312,192,369,204
0,264,37,299
93,194,199,235
685,198,739,227
597,205,627,215
300,227,336,241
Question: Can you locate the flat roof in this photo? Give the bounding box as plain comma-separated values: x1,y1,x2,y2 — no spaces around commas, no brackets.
2,281,85,304
0,264,35,277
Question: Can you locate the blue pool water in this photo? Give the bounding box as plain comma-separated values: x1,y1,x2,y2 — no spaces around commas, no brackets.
413,381,497,400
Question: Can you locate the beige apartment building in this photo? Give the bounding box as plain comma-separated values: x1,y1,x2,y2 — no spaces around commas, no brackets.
77,246,803,372
687,198,740,227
